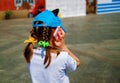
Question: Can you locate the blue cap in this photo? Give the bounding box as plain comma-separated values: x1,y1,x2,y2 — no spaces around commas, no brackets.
32,9,67,32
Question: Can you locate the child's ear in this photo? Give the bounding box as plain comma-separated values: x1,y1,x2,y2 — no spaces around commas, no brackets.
52,9,59,16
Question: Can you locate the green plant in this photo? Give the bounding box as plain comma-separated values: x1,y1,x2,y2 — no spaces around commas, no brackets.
5,10,12,19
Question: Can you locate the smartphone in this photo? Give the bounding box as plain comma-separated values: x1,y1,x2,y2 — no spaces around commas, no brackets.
53,26,61,40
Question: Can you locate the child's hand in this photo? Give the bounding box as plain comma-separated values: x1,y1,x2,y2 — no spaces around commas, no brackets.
53,28,65,50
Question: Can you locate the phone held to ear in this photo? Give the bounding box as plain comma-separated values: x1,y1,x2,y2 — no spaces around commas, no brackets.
53,26,61,41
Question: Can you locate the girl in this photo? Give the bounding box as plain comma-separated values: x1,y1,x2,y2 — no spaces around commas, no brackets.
24,9,80,83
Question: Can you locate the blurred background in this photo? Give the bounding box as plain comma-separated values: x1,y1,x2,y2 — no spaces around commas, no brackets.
0,0,120,20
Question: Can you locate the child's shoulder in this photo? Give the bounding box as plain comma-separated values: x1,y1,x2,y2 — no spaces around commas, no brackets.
58,51,69,59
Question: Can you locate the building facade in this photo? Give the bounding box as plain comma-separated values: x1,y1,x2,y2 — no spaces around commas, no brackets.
96,0,120,14
0,0,120,17
0,0,43,11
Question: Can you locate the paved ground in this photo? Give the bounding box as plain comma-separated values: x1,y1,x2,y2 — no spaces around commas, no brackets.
0,13,120,83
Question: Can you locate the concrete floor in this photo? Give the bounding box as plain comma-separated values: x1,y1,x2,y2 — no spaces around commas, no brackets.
0,13,120,83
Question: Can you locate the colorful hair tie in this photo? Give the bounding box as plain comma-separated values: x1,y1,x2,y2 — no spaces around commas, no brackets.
24,36,37,45
38,41,49,48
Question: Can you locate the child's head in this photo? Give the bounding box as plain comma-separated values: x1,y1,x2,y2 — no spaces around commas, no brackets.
29,9,67,68
31,9,67,47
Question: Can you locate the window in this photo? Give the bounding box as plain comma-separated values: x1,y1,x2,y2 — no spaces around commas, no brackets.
23,0,27,2
28,0,34,6
16,0,21,3
29,0,33,3
15,0,21,6
15,0,34,7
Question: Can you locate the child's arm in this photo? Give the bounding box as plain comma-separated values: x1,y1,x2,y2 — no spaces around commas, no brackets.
60,45,80,67
53,28,80,67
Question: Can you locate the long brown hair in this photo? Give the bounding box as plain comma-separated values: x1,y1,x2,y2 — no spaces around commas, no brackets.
24,22,59,68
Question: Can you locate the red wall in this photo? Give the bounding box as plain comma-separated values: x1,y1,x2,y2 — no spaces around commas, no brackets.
0,0,46,11
0,0,15,11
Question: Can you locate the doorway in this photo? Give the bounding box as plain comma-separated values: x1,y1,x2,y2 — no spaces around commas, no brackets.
86,0,96,14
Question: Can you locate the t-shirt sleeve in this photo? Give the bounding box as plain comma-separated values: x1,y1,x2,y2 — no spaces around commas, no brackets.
65,53,77,72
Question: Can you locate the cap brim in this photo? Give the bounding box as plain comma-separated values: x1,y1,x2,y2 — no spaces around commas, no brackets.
61,26,67,32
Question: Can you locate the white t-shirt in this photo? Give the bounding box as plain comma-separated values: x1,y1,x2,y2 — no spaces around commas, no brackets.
27,47,77,83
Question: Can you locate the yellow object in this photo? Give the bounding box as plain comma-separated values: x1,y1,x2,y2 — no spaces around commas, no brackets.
24,36,37,45
58,13,62,18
